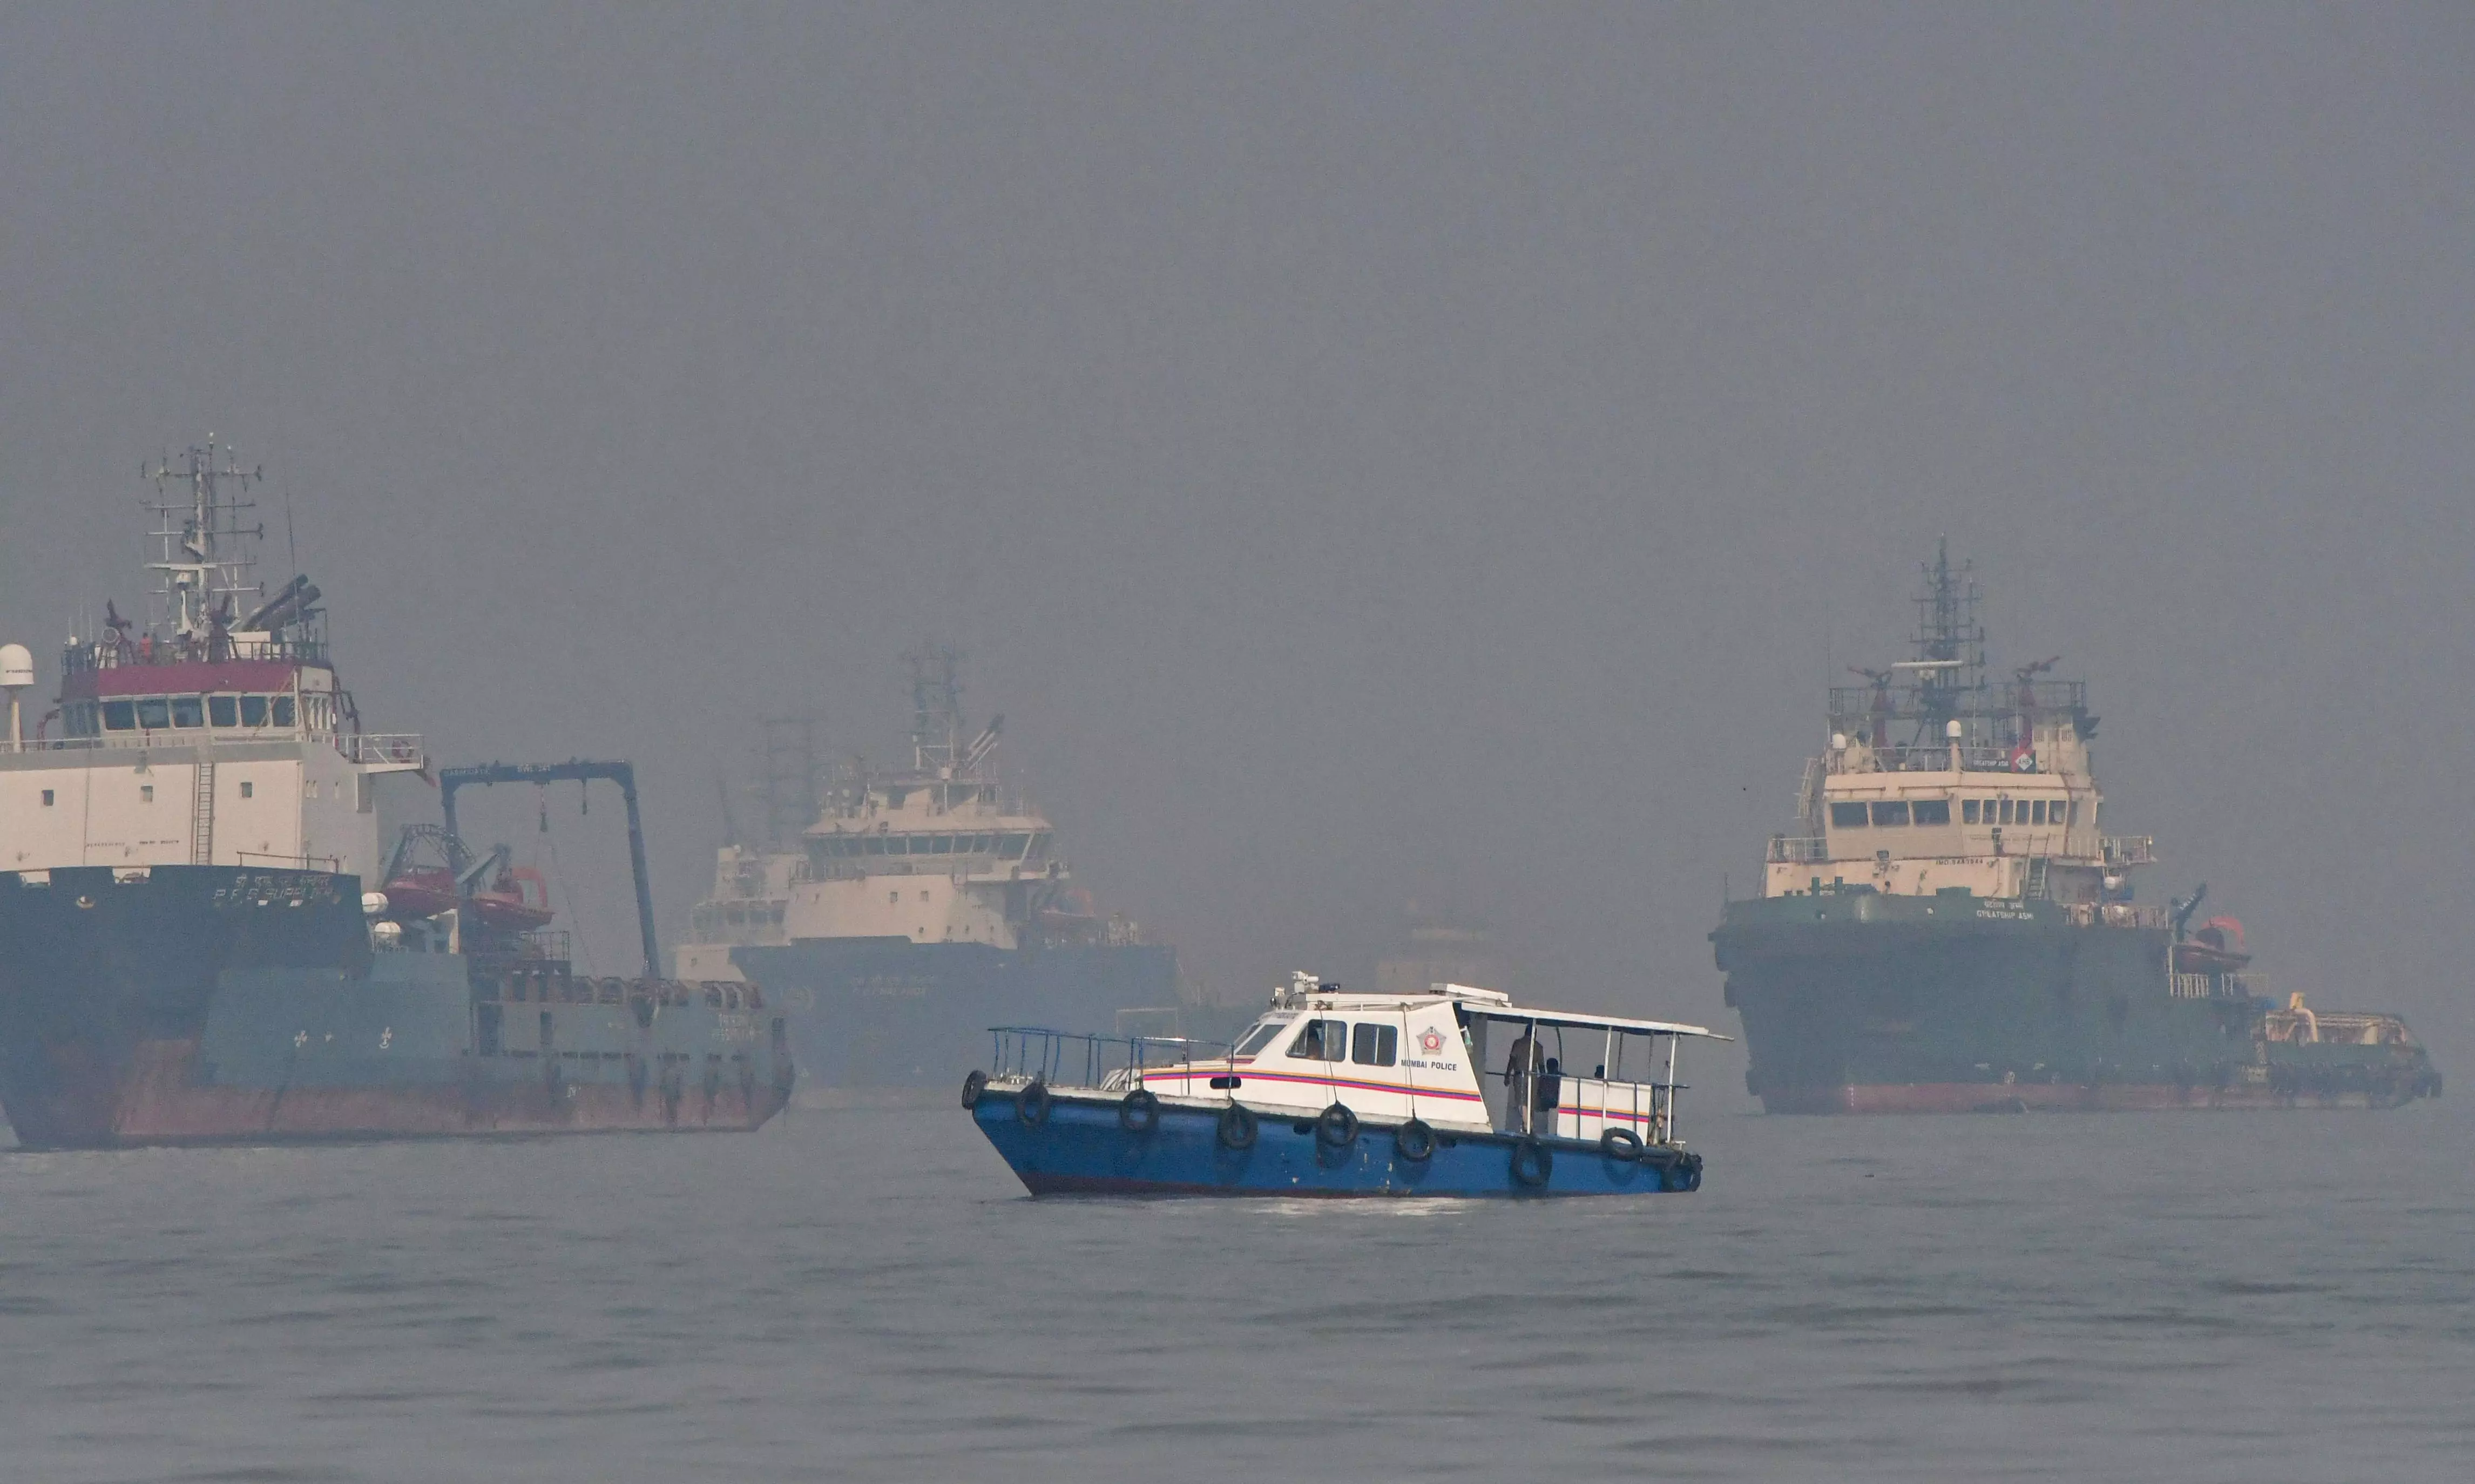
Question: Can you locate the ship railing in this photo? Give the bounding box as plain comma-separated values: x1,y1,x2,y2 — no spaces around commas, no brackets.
2170,971,2263,1001
61,636,330,673
2067,902,2173,931
235,850,343,871
1767,835,1829,863
343,733,424,766
1828,742,2036,774
2101,835,2155,866
985,1026,1233,1092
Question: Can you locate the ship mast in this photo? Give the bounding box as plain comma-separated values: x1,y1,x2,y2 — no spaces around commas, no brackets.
1906,538,1985,746
906,643,965,774
144,436,264,644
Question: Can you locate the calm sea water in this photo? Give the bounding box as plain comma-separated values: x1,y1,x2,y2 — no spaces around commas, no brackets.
3,1097,2469,1483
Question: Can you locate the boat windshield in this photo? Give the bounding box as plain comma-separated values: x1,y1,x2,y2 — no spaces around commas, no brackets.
1231,1018,1291,1058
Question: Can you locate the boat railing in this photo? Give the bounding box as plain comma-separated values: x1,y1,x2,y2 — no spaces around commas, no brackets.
987,1026,1233,1092
1540,1072,1683,1146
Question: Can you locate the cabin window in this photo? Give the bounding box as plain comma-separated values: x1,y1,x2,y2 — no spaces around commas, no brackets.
240,781,254,798
170,696,203,728
1963,799,1980,823
1351,1024,1398,1067
1998,799,2013,824
208,695,238,728
1000,832,1031,857
1232,1020,1290,1058
1912,798,1951,825
240,695,268,726
140,785,154,803
1870,801,1910,827
2031,799,2047,824
136,697,171,730
862,836,885,855
1287,1018,1347,1061
931,835,953,855
103,701,136,731
271,696,295,728
1829,802,1869,829
40,790,53,807
973,834,995,853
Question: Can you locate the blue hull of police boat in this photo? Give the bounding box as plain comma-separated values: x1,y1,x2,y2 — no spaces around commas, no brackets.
969,1090,1703,1198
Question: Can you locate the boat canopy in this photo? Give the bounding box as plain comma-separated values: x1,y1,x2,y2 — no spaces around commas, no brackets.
1470,1004,1730,1041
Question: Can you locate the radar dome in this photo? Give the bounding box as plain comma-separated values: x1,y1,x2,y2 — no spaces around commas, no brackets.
0,643,31,689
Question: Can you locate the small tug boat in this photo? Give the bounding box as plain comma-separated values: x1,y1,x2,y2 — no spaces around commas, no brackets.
965,975,1723,1198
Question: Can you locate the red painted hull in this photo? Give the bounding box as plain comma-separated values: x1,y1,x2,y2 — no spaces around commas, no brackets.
1760,1081,2419,1115
53,1039,788,1147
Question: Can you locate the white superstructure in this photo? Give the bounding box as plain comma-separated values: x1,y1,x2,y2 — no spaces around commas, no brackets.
676,648,1130,975
0,439,423,881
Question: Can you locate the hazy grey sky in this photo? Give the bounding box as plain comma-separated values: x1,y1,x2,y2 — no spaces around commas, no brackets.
5,5,2472,1094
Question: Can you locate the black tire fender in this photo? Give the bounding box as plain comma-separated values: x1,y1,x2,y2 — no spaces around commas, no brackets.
1509,1135,1553,1189
1393,1117,1437,1162
1216,1102,1258,1150
1316,1101,1358,1147
961,1069,989,1110
1119,1088,1161,1134
1600,1127,1644,1162
1016,1079,1051,1126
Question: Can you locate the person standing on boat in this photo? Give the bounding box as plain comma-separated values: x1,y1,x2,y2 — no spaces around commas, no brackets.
1505,1026,1545,1134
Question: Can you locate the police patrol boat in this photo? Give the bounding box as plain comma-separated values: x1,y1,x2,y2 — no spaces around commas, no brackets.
964,974,1723,1197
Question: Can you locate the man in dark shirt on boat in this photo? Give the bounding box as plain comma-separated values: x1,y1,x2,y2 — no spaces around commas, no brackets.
1505,1029,1545,1134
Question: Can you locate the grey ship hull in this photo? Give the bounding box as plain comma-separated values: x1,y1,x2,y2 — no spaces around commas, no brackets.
726,937,1181,1089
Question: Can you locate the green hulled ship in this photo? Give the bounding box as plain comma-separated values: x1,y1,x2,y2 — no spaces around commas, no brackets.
1712,544,2439,1114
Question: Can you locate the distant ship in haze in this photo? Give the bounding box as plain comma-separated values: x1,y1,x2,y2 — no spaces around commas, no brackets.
674,649,1182,1089
0,439,788,1147
1712,542,2439,1114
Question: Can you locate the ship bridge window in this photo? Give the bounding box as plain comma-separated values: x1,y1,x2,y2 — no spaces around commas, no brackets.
171,696,204,728
136,697,171,730
1000,832,1032,857
1232,1019,1290,1058
972,834,994,853
1287,1018,1347,1061
208,695,238,727
930,835,954,855
271,696,295,728
1829,802,1868,829
1998,798,2014,824
1351,1023,1398,1067
1912,798,1951,825
2031,799,2047,824
103,700,136,731
1963,799,1980,823
1870,801,1910,827
240,695,268,727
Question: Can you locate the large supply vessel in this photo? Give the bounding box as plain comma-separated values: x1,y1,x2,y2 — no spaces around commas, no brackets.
1712,544,2440,1114
674,651,1181,1089
0,441,789,1147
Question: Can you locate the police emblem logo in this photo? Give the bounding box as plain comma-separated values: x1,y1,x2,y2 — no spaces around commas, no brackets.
1418,1028,1445,1054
